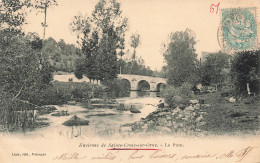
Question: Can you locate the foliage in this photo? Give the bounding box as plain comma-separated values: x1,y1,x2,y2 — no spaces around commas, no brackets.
70,0,128,81
0,32,53,101
74,58,85,79
200,51,231,86
153,67,167,78
231,50,260,95
0,0,53,131
118,59,153,76
0,1,53,101
101,79,130,98
130,32,141,61
162,82,193,108
163,29,199,86
0,0,31,32
40,37,81,72
28,82,105,105
25,35,83,73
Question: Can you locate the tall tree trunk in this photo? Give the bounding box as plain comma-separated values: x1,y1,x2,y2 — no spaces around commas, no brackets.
40,0,48,70
132,48,136,61
43,0,47,40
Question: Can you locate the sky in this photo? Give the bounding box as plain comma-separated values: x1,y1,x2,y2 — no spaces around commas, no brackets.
23,0,260,71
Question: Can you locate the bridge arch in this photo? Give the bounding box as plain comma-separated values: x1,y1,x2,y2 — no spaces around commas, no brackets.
156,83,166,92
117,74,166,92
120,78,131,90
137,80,150,91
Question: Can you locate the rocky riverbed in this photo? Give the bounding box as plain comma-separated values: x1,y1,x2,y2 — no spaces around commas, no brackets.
125,101,209,136
35,98,209,137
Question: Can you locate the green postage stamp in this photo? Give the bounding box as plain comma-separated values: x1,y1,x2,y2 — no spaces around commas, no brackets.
220,7,258,52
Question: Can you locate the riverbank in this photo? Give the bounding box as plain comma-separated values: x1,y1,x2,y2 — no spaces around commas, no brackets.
129,102,206,136
3,94,161,138
129,91,260,136
2,89,259,138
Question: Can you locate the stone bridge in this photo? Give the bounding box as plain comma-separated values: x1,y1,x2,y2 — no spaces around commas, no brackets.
118,74,167,92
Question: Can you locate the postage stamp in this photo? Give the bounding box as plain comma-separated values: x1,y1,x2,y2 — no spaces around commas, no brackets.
219,7,258,52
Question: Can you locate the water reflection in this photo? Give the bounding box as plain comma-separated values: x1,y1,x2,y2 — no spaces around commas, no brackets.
15,91,163,138
107,90,161,98
129,91,158,98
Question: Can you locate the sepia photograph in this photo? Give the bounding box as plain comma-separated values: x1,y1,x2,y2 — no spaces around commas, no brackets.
0,0,260,162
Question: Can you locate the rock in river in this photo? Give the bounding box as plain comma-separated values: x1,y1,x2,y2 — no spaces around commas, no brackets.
51,110,69,117
63,115,89,126
130,108,141,113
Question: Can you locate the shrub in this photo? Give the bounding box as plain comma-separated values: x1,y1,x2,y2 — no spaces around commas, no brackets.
71,87,84,100
20,84,70,105
52,82,101,102
20,82,104,106
92,85,104,98
162,82,193,108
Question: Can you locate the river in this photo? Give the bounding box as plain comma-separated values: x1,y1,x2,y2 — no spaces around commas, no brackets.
12,91,162,139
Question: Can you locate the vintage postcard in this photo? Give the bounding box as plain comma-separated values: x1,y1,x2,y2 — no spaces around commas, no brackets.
0,0,260,162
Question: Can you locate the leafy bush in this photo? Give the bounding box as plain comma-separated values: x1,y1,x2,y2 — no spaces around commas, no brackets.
20,84,69,105
52,82,102,102
179,82,193,97
71,88,84,99
92,85,104,98
162,82,193,108
19,82,104,106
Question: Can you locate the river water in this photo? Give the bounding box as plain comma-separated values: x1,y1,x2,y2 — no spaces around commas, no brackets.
13,92,162,139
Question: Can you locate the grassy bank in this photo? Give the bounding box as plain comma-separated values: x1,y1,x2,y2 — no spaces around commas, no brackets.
197,91,259,135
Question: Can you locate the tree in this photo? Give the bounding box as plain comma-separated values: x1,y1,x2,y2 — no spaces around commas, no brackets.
118,35,125,57
0,0,53,101
231,50,260,95
130,32,141,61
57,39,66,52
163,29,199,86
118,57,153,76
200,51,231,86
71,0,128,82
0,0,30,32
33,0,58,39
0,0,55,130
0,33,53,101
1,0,33,94
35,37,82,72
74,58,85,79
26,32,43,50
41,37,60,70
118,34,126,74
